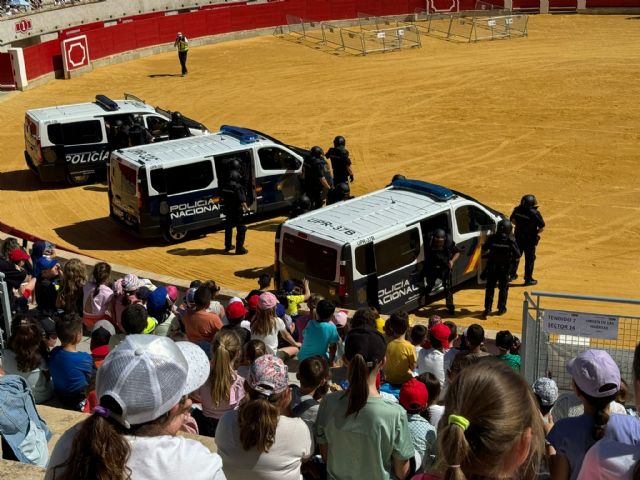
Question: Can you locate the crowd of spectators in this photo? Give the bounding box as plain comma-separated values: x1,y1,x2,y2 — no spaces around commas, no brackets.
0,0,98,18
0,236,638,480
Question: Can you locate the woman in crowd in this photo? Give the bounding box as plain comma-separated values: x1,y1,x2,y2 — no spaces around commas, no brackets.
193,330,246,437
315,327,415,480
82,262,113,330
215,354,313,480
250,292,300,359
2,315,53,403
45,335,225,480
414,358,545,480
56,258,87,315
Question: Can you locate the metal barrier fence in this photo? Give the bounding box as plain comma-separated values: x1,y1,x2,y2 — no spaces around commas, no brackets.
521,291,640,397
276,14,421,55
410,8,528,42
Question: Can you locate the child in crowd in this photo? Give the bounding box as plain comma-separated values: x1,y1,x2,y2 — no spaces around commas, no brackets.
0,246,32,313
215,355,313,480
383,311,416,385
460,324,490,357
49,313,93,410
246,294,260,320
315,328,414,480
90,320,115,369
46,335,224,480
417,323,450,388
111,273,143,331
332,310,349,362
421,315,442,350
577,343,640,479
282,278,311,318
109,304,150,350
295,293,323,344
56,258,87,315
350,307,378,330
372,306,385,334
150,285,179,337
35,256,61,314
203,280,226,323
441,320,459,392
532,377,559,480
246,273,271,299
183,286,223,357
400,378,437,471
418,372,444,430
290,355,330,425
82,262,113,330
3,315,53,404
410,324,428,358
250,292,300,359
221,300,251,345
193,330,245,437
495,330,521,372
547,350,621,480
413,359,545,480
30,240,55,277
237,339,267,379
298,299,339,363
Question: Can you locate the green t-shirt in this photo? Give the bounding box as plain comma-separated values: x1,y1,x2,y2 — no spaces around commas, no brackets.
315,392,414,480
497,353,521,372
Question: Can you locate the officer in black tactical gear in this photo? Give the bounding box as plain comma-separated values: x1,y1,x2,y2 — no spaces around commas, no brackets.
167,111,191,140
510,194,545,286
221,170,249,255
289,194,312,219
304,146,331,210
326,135,354,194
128,116,153,147
327,182,352,205
423,228,461,315
481,219,521,319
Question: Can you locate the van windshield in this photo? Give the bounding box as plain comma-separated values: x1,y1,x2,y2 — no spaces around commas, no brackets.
282,233,337,282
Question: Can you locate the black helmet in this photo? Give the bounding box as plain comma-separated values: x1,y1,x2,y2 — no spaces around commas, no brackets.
114,120,123,127
310,146,324,159
432,228,446,239
391,174,406,183
497,219,513,235
172,111,183,122
132,115,143,126
228,170,242,182
298,195,311,209
333,135,346,148
336,182,350,195
229,158,242,171
521,194,537,208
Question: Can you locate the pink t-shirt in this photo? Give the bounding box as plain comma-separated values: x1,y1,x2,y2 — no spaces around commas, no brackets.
295,314,312,344
83,282,114,317
196,373,245,420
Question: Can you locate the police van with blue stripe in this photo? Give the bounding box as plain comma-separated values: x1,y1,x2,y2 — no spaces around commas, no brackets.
109,125,307,243
275,179,505,314
24,94,207,185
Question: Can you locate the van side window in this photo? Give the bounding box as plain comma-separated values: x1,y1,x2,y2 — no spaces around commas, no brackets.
455,205,493,234
161,161,214,195
419,212,451,238
258,147,301,170
47,120,103,145
355,243,375,276
374,228,420,275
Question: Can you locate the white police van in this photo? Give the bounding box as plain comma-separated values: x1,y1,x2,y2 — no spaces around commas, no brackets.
109,125,307,243
275,179,505,314
24,94,208,185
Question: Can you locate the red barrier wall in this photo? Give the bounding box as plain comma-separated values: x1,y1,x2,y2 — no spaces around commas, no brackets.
14,0,640,83
0,52,14,86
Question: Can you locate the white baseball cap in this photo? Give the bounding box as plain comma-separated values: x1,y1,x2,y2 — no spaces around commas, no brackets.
97,335,209,428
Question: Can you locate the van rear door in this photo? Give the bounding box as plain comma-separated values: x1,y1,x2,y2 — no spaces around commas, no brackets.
24,113,40,171
255,146,303,212
371,227,423,314
109,155,141,228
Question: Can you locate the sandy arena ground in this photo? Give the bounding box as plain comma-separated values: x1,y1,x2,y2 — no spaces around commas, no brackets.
1,14,639,334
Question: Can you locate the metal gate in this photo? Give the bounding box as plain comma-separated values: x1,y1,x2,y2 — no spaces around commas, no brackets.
521,290,640,396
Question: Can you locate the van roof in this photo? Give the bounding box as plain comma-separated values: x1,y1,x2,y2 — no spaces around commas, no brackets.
284,182,466,245
26,99,157,123
112,128,293,168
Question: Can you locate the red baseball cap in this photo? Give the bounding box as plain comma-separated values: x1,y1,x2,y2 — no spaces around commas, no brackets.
247,294,260,311
9,249,29,263
400,378,428,412
226,301,248,321
430,323,451,349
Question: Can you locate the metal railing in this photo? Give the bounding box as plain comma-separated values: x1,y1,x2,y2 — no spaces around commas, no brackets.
0,272,12,349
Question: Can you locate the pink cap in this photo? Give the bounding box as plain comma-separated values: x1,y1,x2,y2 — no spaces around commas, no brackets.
258,292,278,310
165,285,179,303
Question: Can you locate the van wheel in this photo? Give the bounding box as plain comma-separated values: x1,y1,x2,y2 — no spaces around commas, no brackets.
163,226,189,244
67,173,92,186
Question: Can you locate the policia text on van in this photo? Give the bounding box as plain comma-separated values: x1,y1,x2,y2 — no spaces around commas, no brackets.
109,125,307,243
275,179,505,315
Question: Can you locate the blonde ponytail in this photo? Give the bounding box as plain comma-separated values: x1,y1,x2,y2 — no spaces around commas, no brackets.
210,330,242,406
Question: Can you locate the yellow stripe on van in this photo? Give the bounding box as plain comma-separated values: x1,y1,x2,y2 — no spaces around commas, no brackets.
464,244,482,274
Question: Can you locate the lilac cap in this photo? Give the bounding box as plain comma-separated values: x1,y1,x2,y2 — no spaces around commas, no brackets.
566,349,620,398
